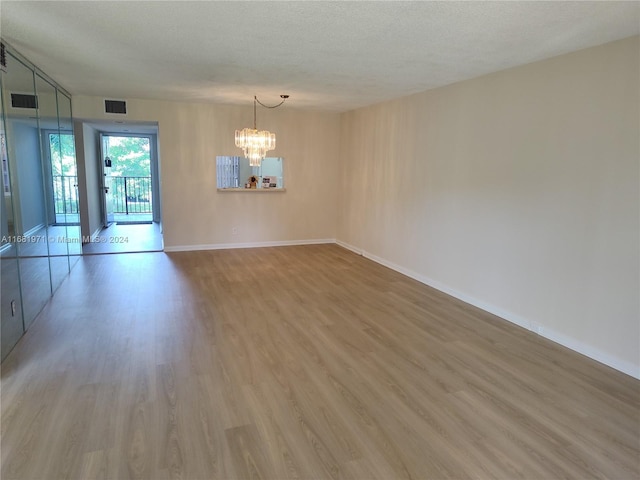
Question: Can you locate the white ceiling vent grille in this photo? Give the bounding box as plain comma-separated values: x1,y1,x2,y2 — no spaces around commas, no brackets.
105,99,127,115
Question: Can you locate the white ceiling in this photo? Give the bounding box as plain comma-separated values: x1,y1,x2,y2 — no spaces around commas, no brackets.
1,1,638,112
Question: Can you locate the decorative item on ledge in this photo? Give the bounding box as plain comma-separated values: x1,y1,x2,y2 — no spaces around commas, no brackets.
246,175,258,189
235,94,289,167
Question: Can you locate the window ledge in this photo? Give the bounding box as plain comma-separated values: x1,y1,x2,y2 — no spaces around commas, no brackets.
217,188,286,193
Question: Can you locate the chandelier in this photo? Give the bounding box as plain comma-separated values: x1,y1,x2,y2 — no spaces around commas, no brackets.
235,95,289,167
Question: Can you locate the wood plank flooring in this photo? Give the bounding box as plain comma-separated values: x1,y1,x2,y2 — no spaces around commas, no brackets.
82,223,163,255
1,244,638,479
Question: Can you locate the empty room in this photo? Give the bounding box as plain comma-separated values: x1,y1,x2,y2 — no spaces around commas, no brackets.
1,2,638,479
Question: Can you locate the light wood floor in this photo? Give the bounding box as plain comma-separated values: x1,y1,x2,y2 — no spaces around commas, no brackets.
1,245,638,479
82,223,163,255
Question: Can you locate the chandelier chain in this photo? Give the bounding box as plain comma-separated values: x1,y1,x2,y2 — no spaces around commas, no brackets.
236,94,289,167
255,96,288,109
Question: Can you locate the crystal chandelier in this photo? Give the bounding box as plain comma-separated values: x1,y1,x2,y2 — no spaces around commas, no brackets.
235,95,288,167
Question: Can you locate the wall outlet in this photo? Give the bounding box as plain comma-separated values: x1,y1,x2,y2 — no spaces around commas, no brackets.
232,227,238,235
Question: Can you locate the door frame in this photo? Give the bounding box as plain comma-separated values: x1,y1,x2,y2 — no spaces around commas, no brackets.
42,129,78,226
98,133,114,227
98,132,160,226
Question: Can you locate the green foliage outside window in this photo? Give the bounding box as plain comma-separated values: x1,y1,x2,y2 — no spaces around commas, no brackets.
49,133,77,176
104,136,150,178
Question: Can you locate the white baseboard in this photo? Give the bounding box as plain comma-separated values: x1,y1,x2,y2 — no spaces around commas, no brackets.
24,223,46,237
81,226,103,245
336,239,363,255
346,245,639,380
540,327,639,380
164,238,336,252
163,236,638,379
91,226,102,242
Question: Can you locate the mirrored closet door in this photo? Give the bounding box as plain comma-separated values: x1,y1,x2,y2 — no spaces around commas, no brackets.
0,43,79,360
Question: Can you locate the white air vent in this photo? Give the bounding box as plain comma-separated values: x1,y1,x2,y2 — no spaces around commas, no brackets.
105,99,127,115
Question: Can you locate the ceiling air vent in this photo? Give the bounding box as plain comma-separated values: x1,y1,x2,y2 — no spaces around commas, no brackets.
1,43,6,72
11,93,38,109
105,99,127,115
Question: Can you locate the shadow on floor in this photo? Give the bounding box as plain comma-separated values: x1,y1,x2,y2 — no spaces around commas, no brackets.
82,222,163,255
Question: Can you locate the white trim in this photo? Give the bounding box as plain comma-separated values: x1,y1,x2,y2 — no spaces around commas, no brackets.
24,223,45,237
164,236,639,379
164,238,335,252
540,327,639,380
348,245,638,380
336,239,363,256
83,226,103,245
92,226,102,241
362,250,531,331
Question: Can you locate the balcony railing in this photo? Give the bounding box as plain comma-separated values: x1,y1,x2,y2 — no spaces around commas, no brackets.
53,175,79,215
53,175,152,219
111,176,152,215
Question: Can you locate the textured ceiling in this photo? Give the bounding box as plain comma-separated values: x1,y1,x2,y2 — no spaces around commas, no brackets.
1,1,638,112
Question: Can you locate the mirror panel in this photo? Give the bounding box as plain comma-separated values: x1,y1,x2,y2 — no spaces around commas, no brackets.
56,90,80,265
0,43,80,361
0,62,24,360
216,156,284,189
5,53,51,330
36,73,68,294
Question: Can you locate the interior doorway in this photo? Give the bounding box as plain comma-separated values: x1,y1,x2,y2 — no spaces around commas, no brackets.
77,123,163,255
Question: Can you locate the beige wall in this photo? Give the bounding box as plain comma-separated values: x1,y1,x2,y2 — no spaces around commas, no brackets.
338,36,640,377
72,98,341,249
71,37,638,377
